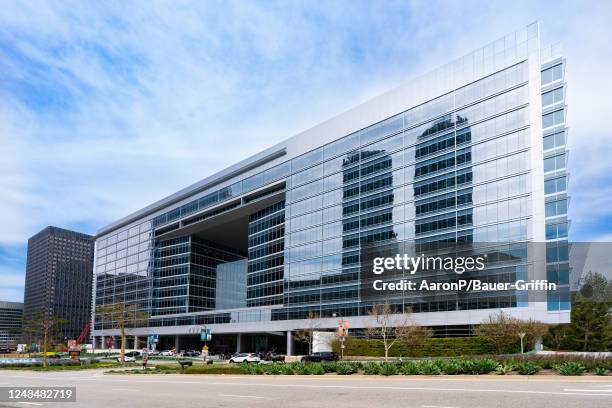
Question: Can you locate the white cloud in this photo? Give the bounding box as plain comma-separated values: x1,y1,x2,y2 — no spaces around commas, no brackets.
0,0,611,250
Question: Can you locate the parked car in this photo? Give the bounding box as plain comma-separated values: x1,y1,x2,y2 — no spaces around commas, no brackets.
301,352,339,362
118,355,136,363
182,350,200,357
160,350,174,356
124,351,140,357
148,349,160,356
228,353,261,363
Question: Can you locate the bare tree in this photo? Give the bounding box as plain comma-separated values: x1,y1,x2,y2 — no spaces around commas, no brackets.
96,302,148,363
475,311,549,354
293,311,321,355
364,303,432,361
21,307,68,368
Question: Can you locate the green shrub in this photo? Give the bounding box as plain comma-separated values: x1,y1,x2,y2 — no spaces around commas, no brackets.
595,367,608,376
184,365,248,375
558,362,586,376
517,361,539,375
304,363,325,375
333,336,496,357
436,359,462,375
399,361,420,375
263,364,285,375
495,363,515,375
322,362,337,373
460,359,498,374
379,363,398,376
291,363,308,375
245,364,264,375
335,362,359,375
417,360,441,375
362,362,381,375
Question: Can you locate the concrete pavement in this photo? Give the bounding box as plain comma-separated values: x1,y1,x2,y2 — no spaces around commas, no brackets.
0,369,610,408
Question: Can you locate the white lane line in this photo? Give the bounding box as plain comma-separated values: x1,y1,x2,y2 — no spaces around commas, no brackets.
17,403,43,406
564,388,612,393
99,378,612,397
218,394,264,399
422,405,459,408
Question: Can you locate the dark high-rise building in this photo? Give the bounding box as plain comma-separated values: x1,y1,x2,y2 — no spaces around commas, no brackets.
0,301,23,351
23,227,94,342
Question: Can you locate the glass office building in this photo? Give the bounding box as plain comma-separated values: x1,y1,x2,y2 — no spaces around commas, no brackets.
92,23,570,353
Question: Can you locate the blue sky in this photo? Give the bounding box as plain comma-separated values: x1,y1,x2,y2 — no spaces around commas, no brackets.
1,0,611,302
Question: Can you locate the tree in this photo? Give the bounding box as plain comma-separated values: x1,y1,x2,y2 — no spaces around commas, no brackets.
96,302,148,363
543,324,570,350
475,311,549,354
293,311,320,355
566,272,612,351
21,307,68,368
364,303,432,361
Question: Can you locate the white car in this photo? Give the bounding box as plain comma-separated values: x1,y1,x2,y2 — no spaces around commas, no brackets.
229,353,261,363
117,355,136,363
160,350,174,356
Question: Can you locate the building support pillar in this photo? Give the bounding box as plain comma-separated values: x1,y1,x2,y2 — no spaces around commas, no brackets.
236,333,242,353
286,331,294,356
174,335,180,352
134,336,139,350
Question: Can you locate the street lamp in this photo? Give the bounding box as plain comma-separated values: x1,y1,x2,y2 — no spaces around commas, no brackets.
519,332,526,354
332,312,347,360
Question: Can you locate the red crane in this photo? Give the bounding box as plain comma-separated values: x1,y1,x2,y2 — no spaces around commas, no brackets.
75,321,91,345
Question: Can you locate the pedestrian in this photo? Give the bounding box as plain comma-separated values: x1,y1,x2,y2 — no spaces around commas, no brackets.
142,348,149,370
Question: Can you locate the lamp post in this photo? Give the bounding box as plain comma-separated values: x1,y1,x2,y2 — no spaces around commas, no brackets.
332,313,347,360
519,332,526,354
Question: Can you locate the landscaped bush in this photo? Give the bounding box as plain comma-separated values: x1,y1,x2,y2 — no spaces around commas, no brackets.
335,362,360,375
495,362,515,375
379,362,399,376
417,360,441,375
322,362,338,373
595,366,609,376
304,363,325,375
399,361,420,375
460,359,499,374
362,362,381,375
245,363,264,375
557,362,586,376
435,359,462,375
517,361,539,375
333,336,496,357
498,354,611,371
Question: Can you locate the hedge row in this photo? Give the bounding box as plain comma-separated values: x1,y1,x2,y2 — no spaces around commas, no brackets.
244,359,611,376
332,336,498,357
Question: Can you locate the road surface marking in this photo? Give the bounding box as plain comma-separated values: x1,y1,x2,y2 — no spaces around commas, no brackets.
422,405,459,408
98,378,612,397
564,388,612,393
17,403,43,406
218,394,265,399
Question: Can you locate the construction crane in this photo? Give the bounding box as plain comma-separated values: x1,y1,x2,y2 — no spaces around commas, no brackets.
75,321,91,345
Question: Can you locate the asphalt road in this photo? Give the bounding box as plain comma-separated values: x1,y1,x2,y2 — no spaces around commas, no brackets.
0,370,611,408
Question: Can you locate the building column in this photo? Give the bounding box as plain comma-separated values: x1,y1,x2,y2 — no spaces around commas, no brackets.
236,333,242,353
174,335,180,352
134,336,139,350
286,331,294,356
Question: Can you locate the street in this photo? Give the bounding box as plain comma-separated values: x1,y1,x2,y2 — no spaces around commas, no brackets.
0,370,611,408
